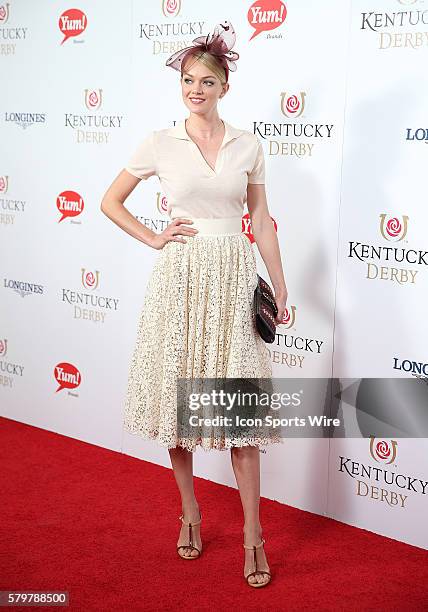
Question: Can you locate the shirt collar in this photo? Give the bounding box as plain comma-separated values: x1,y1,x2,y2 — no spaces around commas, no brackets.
166,119,244,146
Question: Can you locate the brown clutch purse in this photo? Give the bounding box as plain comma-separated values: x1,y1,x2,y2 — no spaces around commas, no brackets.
253,274,278,343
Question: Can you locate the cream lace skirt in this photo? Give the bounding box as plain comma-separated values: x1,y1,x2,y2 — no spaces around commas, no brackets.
123,216,280,452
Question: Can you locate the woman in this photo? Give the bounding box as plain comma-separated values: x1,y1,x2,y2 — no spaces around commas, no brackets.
101,21,288,588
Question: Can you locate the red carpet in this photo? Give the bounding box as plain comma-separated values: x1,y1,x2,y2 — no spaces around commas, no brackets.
1,416,427,611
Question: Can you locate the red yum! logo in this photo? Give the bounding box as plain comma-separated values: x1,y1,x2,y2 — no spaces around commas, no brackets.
54,362,81,393
59,9,87,45
57,190,84,223
241,212,277,245
248,0,287,41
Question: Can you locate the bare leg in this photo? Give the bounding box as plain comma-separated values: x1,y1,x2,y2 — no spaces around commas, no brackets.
168,447,201,557
231,446,270,585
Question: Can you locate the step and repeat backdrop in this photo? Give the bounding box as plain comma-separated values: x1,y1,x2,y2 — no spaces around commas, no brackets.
1,0,427,549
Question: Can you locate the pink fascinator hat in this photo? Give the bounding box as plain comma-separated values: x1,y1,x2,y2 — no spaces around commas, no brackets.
165,20,239,82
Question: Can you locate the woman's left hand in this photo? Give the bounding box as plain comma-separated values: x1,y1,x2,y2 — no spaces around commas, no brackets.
274,289,288,325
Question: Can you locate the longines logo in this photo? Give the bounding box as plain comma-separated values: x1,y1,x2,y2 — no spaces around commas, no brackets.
0,3,29,56
406,126,428,143
393,355,428,378
0,176,27,226
57,190,84,223
59,8,87,45
254,91,334,159
64,89,124,142
360,0,428,50
348,213,427,284
338,437,428,509
54,362,81,394
248,0,287,41
4,111,46,129
0,339,25,388
60,268,120,322
3,277,44,298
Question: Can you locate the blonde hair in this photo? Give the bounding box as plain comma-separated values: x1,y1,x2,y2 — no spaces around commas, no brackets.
181,51,227,85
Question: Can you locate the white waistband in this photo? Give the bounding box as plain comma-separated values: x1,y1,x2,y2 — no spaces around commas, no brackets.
176,216,243,236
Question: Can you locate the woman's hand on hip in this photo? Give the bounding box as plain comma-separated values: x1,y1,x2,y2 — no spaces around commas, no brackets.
150,218,199,250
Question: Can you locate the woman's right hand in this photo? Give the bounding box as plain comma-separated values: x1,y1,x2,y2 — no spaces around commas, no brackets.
150,218,199,250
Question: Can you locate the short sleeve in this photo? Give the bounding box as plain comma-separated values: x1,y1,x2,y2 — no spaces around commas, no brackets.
125,131,157,180
248,138,265,184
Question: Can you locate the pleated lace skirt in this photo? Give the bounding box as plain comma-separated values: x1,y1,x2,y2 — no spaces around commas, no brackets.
123,216,281,452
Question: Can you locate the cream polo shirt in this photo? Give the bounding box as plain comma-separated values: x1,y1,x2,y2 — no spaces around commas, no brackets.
125,119,265,220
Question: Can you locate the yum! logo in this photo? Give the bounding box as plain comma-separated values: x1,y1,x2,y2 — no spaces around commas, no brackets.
57,190,84,223
369,436,398,464
281,92,306,118
54,362,81,393
59,8,87,45
379,214,409,242
248,0,287,41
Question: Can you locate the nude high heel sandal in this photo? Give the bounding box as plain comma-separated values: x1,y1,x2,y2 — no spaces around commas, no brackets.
243,538,272,587
176,511,202,560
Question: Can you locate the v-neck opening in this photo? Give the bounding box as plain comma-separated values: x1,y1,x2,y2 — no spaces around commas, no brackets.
184,119,226,176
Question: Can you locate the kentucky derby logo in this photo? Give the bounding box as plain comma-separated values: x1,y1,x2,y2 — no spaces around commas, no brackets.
0,175,9,193
84,89,102,111
54,362,81,393
157,193,168,215
162,0,181,17
248,0,287,41
81,269,100,291
281,92,306,118
0,338,8,357
59,8,87,45
379,214,408,242
397,0,417,5
280,305,296,328
369,436,398,464
0,3,10,24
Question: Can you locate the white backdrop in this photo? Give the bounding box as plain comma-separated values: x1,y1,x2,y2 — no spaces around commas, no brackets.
1,0,427,550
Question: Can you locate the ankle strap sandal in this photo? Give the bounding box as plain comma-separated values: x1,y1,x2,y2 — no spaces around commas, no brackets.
243,538,272,588
176,512,202,560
